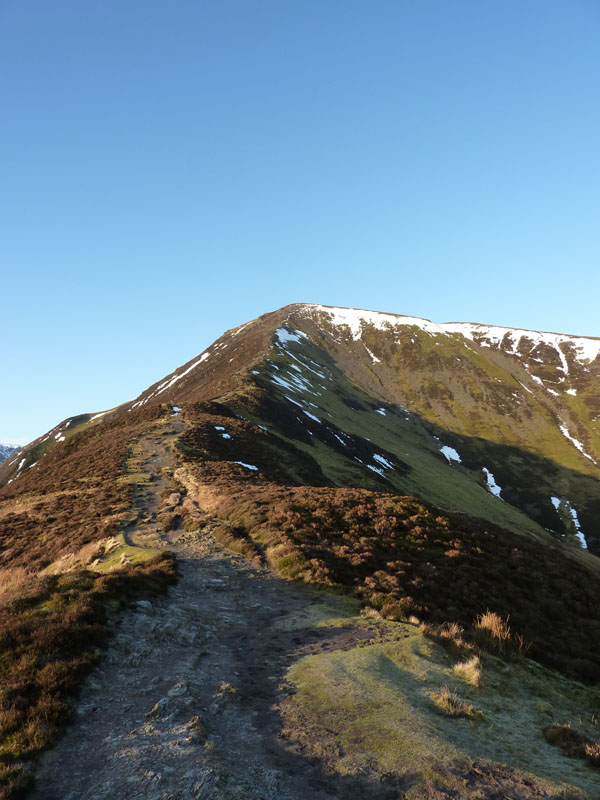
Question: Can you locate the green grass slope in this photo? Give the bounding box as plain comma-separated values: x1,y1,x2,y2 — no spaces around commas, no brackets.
225,325,600,555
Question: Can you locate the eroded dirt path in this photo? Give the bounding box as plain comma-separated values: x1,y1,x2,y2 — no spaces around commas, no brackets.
27,414,369,800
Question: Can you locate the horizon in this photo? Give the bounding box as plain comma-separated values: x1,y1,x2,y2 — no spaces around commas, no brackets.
2,1,599,443
4,300,600,446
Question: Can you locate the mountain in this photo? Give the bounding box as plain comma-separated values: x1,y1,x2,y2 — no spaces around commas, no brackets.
1,304,600,799
0,444,20,465
126,302,600,554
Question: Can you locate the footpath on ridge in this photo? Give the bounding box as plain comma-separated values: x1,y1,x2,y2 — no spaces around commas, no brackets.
26,413,373,800
26,413,589,800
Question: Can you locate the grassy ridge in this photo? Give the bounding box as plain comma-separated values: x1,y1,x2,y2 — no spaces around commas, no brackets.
176,402,600,684
0,407,180,798
201,483,600,684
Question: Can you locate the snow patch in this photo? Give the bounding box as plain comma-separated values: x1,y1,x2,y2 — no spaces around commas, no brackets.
275,327,307,344
375,408,386,416
440,445,461,464
303,410,320,422
234,461,258,471
364,346,381,363
154,351,211,397
551,496,587,548
558,424,597,464
565,388,577,396
366,464,386,477
373,454,394,470
482,468,502,498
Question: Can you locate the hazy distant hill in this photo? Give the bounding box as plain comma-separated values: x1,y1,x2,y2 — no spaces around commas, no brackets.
0,443,20,465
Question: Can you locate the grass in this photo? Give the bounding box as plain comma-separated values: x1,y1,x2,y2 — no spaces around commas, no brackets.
452,655,482,687
196,479,600,683
430,686,478,718
280,614,599,798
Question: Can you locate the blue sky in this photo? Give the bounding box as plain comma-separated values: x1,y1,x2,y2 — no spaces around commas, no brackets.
2,0,599,444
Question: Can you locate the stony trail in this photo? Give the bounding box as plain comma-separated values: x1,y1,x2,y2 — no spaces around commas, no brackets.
26,415,365,800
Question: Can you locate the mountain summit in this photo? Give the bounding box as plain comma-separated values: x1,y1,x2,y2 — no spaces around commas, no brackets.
2,304,600,798
121,303,600,553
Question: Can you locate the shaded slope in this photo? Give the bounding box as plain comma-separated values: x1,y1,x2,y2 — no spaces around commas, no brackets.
172,406,600,685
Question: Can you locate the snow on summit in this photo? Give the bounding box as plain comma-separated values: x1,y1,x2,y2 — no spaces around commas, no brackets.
298,305,600,366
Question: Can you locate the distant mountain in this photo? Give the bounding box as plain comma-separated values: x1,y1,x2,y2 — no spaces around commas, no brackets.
0,443,20,464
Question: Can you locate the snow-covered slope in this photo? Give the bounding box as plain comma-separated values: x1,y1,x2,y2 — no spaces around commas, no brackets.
300,304,600,369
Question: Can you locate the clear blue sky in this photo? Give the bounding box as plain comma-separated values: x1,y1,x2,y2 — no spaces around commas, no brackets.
2,1,599,444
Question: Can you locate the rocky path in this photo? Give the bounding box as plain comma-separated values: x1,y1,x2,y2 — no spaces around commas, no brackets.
26,414,362,800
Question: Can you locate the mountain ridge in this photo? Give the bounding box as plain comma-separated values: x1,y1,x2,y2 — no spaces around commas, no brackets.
2,302,600,798
3,303,600,555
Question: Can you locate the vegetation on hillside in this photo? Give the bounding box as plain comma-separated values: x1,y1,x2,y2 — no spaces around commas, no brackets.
0,407,180,798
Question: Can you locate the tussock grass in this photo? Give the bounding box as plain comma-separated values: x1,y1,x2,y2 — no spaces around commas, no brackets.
430,686,478,718
452,655,482,687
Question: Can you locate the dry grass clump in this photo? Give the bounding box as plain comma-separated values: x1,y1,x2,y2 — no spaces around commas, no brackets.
0,568,35,606
430,686,478,718
419,621,470,658
542,723,600,769
473,611,512,656
452,655,482,687
472,611,531,660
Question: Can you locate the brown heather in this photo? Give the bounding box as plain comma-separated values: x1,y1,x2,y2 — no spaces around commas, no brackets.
177,405,600,685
